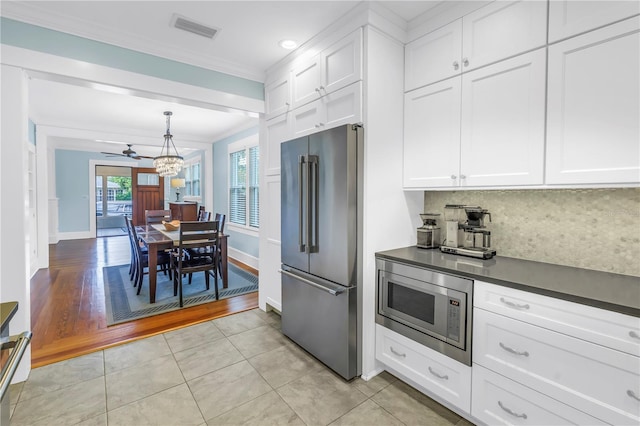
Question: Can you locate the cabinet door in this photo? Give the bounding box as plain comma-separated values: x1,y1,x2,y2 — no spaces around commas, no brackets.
322,82,361,130
403,78,461,188
405,20,462,91
472,364,607,426
321,28,362,94
265,113,291,176
549,0,640,43
265,71,291,119
290,99,323,138
258,174,282,311
460,49,546,187
546,18,640,185
291,55,321,109
462,0,547,71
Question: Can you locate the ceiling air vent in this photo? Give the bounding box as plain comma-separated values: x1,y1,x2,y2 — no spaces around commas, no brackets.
171,14,219,39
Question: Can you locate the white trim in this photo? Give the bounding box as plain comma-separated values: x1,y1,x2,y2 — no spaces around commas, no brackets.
227,223,259,238
89,159,137,238
58,231,93,240
360,367,386,382
227,247,259,270
266,297,282,313
1,45,264,115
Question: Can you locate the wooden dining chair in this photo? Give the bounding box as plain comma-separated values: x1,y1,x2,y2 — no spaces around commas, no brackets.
198,210,211,221
171,221,219,307
145,209,171,225
213,213,226,278
127,217,172,292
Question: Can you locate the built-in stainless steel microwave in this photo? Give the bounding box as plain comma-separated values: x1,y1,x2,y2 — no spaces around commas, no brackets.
375,258,473,365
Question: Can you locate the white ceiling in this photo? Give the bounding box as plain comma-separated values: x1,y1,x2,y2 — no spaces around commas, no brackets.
2,1,444,152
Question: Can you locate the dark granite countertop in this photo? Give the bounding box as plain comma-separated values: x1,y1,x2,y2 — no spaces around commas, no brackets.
0,302,18,335
375,246,640,317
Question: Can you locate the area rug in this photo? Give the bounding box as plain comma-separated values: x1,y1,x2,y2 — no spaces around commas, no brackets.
103,263,259,325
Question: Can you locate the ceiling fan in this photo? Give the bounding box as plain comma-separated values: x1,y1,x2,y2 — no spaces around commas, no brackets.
100,144,154,160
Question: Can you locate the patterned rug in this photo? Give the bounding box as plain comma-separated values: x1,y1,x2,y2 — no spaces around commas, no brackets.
103,263,259,325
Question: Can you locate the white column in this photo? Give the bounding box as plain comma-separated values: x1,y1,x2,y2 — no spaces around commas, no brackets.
0,64,32,381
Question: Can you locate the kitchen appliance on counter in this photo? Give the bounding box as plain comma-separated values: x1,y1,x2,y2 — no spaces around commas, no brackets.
280,124,362,380
440,204,496,259
375,257,473,365
417,213,440,249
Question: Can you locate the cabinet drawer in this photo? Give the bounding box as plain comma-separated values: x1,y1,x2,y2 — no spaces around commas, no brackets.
375,324,471,413
472,364,606,425
474,309,640,425
474,280,640,357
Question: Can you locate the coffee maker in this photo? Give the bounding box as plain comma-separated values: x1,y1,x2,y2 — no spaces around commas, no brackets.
417,213,440,249
440,204,497,259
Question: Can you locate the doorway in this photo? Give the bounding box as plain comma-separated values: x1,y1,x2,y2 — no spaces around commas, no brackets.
95,165,132,237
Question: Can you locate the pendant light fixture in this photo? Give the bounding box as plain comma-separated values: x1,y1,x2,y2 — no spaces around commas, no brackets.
153,111,184,177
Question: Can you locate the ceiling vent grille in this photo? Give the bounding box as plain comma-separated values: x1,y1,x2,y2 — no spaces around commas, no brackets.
171,14,219,39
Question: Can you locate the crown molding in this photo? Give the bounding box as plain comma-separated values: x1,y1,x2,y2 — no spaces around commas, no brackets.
1,1,267,82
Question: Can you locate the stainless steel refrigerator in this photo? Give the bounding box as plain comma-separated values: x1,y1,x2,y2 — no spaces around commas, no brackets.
280,123,363,380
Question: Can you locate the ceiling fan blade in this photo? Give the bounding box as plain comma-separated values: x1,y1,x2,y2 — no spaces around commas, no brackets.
100,152,126,157
135,155,155,159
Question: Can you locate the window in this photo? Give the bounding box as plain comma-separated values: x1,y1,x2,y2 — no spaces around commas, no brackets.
184,160,201,198
229,137,259,230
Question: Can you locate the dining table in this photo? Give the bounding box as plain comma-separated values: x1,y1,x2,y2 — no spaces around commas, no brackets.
137,224,229,304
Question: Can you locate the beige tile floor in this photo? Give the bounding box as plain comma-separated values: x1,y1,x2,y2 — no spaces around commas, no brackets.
9,309,476,426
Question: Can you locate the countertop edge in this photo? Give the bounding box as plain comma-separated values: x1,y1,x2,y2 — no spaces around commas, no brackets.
375,249,640,318
0,302,19,335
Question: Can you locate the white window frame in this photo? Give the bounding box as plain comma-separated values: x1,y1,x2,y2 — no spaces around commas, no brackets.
227,135,259,237
182,157,202,202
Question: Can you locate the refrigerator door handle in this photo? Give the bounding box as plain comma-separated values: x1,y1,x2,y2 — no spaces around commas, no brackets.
298,155,306,253
279,269,351,296
308,155,319,253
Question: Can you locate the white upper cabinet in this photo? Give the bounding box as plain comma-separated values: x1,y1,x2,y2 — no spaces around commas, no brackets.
405,0,547,92
265,71,291,120
291,28,363,109
546,17,640,185
404,77,462,188
264,113,291,176
549,0,640,43
404,49,546,189
291,54,322,109
321,28,362,94
462,0,547,71
405,21,462,91
460,49,546,187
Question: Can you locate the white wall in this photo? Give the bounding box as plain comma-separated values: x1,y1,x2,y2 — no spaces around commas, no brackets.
0,64,32,381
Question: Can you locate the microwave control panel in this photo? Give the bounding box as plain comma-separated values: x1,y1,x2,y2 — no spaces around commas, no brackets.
447,297,461,343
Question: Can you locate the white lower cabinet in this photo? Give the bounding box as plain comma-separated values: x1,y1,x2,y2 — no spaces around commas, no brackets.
472,364,606,425
375,324,471,414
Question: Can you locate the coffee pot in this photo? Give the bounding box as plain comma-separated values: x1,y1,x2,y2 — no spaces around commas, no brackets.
417,213,440,249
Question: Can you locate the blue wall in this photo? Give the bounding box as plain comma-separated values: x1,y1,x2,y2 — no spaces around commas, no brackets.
56,149,154,233
0,17,264,100
212,126,260,259
28,119,36,145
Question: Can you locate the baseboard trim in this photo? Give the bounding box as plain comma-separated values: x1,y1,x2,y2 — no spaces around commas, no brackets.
228,247,258,270
58,231,92,241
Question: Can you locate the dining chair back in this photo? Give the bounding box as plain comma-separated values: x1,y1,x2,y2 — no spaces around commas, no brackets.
171,220,220,307
198,210,212,221
214,213,226,234
128,216,171,292
145,209,171,225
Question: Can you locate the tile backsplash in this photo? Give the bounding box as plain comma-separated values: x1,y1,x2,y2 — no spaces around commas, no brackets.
424,188,640,277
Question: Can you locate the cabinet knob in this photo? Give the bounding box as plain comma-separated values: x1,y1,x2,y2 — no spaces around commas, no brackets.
285,102,290,106
315,87,320,93
451,175,457,180
453,61,459,70
460,174,467,180
462,58,469,67
319,85,325,92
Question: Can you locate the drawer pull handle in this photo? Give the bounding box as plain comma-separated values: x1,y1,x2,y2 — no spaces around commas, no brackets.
628,390,640,401
629,331,640,340
390,346,406,358
428,366,449,380
500,297,530,310
498,401,527,419
500,342,529,357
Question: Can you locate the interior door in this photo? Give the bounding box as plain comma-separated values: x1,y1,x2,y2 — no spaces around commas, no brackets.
131,167,164,226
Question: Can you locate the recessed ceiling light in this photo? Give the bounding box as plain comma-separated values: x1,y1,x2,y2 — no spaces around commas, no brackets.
279,39,298,50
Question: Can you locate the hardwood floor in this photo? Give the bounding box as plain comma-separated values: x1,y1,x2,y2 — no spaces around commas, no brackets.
30,235,258,368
